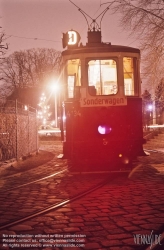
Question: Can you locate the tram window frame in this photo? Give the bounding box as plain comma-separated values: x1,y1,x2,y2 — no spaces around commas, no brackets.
123,57,139,96
87,58,118,96
66,59,81,99
67,75,76,98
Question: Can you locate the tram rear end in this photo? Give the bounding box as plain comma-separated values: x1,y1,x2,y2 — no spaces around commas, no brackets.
59,30,145,172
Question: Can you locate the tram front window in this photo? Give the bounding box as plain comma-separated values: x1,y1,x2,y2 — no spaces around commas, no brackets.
123,57,138,96
67,59,81,98
88,59,118,96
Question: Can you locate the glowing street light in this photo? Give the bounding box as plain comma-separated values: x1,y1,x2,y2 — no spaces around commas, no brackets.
49,80,59,128
148,104,153,111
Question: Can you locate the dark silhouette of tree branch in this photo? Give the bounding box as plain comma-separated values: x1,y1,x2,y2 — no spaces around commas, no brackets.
0,32,8,58
0,48,61,103
100,0,164,93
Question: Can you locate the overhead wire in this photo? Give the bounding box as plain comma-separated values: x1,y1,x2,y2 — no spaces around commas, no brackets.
4,1,138,47
69,0,102,40
5,34,61,43
5,1,103,46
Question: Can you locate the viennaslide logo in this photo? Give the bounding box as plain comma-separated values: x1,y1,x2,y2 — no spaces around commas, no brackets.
133,230,162,249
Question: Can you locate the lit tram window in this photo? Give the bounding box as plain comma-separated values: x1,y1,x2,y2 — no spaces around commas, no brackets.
67,59,81,98
123,57,138,96
88,59,118,96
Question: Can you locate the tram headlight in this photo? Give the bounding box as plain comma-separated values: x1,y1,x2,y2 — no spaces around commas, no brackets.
98,125,112,135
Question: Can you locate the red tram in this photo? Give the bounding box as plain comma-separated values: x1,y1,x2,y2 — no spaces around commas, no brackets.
59,11,145,171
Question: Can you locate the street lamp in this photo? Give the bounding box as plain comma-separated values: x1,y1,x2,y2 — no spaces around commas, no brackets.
50,81,59,128
54,90,58,127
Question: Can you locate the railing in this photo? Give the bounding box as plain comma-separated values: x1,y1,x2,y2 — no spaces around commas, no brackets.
0,100,38,162
143,117,164,140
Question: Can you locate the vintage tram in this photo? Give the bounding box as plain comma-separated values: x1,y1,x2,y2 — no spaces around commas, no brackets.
59,10,145,172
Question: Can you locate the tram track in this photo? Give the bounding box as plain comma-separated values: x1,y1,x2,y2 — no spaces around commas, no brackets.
0,172,121,230
0,138,163,231
1,157,163,250
0,175,112,230
1,147,163,232
0,167,69,192
0,149,68,192
1,146,163,194
1,148,159,190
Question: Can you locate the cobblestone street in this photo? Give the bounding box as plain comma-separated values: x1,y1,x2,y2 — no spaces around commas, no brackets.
0,135,164,250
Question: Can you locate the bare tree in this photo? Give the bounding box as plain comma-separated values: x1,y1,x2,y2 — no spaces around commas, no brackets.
0,32,8,59
101,0,164,94
0,48,61,99
155,77,164,123
0,29,8,103
155,78,164,109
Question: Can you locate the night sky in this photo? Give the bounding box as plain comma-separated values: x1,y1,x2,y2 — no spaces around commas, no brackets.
0,0,139,55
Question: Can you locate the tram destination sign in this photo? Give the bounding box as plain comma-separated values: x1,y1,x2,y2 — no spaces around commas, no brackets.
80,96,127,107
80,88,127,107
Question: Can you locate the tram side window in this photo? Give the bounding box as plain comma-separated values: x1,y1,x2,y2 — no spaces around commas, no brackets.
67,59,81,98
123,57,138,96
88,59,118,96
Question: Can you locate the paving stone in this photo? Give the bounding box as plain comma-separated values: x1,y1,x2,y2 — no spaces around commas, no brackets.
48,224,68,229
0,219,10,224
147,218,164,223
0,230,16,237
9,224,33,231
96,216,109,221
49,220,68,225
0,139,164,250
110,211,128,216
84,221,100,226
44,228,63,234
69,223,84,227
132,220,149,226
85,242,101,249
70,218,83,223
116,221,133,227
21,221,38,226
122,237,137,246
102,239,122,246
91,230,109,237
110,247,134,250
141,223,163,230
123,226,141,231
107,228,126,234
83,214,97,220
132,229,151,235
62,247,81,250
62,227,81,232
107,234,132,240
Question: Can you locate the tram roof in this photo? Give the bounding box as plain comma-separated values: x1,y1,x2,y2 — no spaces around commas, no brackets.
62,43,140,56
